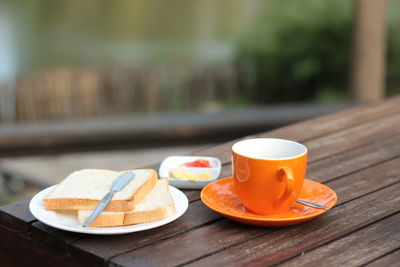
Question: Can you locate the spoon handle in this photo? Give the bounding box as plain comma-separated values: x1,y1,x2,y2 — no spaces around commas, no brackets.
296,199,329,210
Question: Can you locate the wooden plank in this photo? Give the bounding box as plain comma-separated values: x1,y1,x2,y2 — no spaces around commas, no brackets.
184,183,400,267
30,222,86,251
193,132,400,204
280,213,400,266
194,96,400,163
1,98,398,265
230,110,400,165
327,157,400,203
28,196,212,264
66,127,400,262
365,249,400,267
30,132,400,264
205,111,400,164
109,159,400,266
185,190,201,202
304,112,400,162
111,219,270,267
0,225,18,267
67,200,221,262
312,157,400,204
22,133,399,263
217,132,400,181
3,114,399,265
0,225,89,267
0,199,36,236
307,133,400,182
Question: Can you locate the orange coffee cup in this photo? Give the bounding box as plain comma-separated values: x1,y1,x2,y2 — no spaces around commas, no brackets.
232,138,307,215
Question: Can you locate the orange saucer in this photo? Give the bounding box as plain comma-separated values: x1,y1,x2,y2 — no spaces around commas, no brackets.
200,177,337,226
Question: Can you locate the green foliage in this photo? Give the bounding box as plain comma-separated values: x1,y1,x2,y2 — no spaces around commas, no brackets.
386,1,400,97
237,0,353,103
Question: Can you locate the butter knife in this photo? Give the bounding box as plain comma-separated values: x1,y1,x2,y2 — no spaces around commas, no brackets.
82,171,135,227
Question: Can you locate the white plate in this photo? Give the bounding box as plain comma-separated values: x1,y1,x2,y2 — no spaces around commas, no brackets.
159,156,221,189
29,185,188,235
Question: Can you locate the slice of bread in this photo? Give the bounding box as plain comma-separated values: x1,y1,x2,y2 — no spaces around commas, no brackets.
44,169,157,212
77,178,175,227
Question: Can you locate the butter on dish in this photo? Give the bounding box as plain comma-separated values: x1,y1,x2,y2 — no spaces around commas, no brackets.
159,156,221,189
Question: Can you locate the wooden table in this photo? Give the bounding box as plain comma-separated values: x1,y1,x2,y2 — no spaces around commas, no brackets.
1,96,399,266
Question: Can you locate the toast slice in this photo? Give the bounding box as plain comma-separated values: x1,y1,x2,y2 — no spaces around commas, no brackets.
44,169,157,212
77,178,175,227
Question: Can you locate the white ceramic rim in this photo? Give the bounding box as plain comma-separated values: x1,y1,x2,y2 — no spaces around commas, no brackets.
29,185,188,235
232,138,307,160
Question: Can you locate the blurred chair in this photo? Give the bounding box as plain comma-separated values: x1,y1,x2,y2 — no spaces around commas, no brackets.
7,64,240,122
15,69,101,121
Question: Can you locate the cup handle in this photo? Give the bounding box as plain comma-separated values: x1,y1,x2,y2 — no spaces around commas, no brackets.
274,167,295,208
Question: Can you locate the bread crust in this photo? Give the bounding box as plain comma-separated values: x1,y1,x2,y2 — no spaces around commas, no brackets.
123,204,175,225
44,169,157,212
80,204,175,227
82,212,125,227
130,170,157,207
77,178,176,227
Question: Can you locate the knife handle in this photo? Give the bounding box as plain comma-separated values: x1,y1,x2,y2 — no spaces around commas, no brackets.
82,191,114,227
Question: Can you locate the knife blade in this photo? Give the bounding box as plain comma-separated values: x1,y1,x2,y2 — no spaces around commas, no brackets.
82,171,135,227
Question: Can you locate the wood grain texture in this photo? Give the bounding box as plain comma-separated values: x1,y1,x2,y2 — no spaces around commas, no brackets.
365,249,400,267
182,183,400,267
73,114,400,264
184,190,201,202
109,157,400,266
307,133,400,182
325,157,400,204
219,132,400,180
194,96,400,163
72,115,400,263
1,97,400,266
0,224,88,267
303,112,400,162
0,225,18,267
30,221,86,251
111,219,271,267
0,199,36,236
67,200,221,262
197,132,400,203
280,213,400,266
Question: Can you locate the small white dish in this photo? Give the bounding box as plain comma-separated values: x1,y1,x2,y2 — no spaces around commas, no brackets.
29,185,188,235
159,156,221,189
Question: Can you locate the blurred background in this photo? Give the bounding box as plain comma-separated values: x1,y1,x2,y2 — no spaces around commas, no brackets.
0,0,399,203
